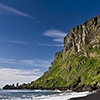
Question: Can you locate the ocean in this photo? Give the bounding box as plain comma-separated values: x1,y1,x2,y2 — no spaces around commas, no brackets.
0,89,94,100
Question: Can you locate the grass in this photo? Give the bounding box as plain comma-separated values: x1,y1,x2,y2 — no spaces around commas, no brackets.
19,45,100,89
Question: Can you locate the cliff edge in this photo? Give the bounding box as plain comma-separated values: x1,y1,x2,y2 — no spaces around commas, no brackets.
3,14,100,91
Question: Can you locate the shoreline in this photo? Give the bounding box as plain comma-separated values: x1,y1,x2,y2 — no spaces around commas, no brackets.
1,89,97,100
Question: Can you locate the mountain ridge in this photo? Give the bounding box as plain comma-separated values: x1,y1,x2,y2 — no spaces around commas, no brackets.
3,14,100,91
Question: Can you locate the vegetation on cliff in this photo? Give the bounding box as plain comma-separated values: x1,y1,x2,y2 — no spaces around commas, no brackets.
3,14,100,91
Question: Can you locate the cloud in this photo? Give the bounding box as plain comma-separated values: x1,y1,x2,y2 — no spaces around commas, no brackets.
43,29,66,38
0,3,35,19
39,43,64,47
12,40,28,44
53,38,64,43
0,57,51,68
0,68,41,88
41,29,67,47
43,29,67,43
0,39,28,45
0,57,15,64
20,59,51,68
0,57,51,87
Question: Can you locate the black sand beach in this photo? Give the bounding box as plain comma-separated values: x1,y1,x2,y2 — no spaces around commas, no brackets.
71,91,100,100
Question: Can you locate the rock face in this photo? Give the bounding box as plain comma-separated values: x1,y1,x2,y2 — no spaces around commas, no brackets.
64,15,100,53
3,14,100,91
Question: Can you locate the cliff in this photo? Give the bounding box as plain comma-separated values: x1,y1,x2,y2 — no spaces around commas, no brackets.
64,15,100,53
3,14,100,91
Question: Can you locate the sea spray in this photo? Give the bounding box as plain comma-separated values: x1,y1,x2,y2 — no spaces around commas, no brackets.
0,89,95,100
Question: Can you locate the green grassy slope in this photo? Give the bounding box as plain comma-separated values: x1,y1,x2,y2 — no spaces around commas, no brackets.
26,45,100,91
3,14,100,91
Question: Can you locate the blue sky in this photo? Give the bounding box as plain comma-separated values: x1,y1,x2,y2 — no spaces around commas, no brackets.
0,0,100,87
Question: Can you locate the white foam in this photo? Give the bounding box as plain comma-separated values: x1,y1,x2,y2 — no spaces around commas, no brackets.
35,89,61,92
34,90,42,92
36,91,95,100
53,90,62,92
0,90,96,100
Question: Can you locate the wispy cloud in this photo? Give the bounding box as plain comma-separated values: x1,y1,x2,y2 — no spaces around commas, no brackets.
20,59,51,68
0,39,28,45
43,29,66,38
0,57,51,87
0,56,51,88
43,29,67,42
0,3,35,19
53,38,64,43
41,29,67,47
0,57,51,68
0,68,41,88
12,40,28,44
0,57,15,64
39,43,63,47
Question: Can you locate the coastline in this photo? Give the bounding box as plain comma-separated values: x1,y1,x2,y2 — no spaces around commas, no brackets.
0,89,94,100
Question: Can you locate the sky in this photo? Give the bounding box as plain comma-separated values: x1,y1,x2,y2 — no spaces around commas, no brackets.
0,0,100,88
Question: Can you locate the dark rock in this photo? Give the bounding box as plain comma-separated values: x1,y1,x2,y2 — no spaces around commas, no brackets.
3,85,11,89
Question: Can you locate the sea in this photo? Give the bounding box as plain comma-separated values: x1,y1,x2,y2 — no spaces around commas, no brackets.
0,89,95,100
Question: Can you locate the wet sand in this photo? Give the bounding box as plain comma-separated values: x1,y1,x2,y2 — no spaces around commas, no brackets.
70,91,100,100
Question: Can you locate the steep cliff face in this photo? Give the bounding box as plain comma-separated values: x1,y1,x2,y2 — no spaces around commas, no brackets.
3,14,100,91
64,14,100,53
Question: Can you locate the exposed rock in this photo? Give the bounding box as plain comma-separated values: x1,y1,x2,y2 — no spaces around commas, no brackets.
3,85,11,89
3,14,100,92
64,14,100,53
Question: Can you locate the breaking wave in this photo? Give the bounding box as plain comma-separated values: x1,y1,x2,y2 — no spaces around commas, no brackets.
0,89,95,100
